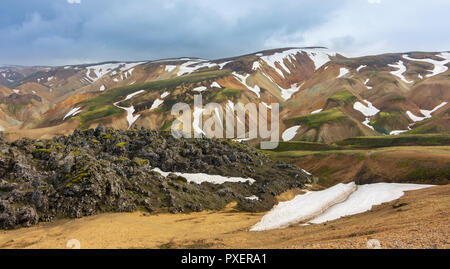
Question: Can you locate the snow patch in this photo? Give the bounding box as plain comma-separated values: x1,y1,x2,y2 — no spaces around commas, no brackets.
113,90,146,129
311,109,323,114
362,118,374,130
245,195,259,201
150,99,164,111
152,167,256,185
210,82,221,88
390,130,408,135
177,60,217,76
403,53,450,78
165,65,177,72
193,86,207,92
407,102,448,122
252,61,261,71
282,125,301,141
218,61,232,69
353,100,380,117
251,183,357,231
406,111,426,122
356,65,367,72
337,68,349,78
279,83,302,101
232,72,260,97
388,61,413,83
308,183,433,224
160,91,170,98
63,107,82,120
364,78,373,90
99,85,106,91
420,102,448,118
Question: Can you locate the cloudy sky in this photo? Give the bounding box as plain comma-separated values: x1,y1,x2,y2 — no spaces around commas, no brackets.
1,0,449,66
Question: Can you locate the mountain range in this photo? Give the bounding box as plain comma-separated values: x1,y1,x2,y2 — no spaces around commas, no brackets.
0,47,449,143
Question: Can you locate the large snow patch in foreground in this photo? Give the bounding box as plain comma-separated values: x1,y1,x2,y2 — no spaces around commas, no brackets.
250,182,357,231
251,182,433,231
309,183,433,224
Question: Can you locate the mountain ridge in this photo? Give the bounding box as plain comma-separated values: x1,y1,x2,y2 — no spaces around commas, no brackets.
0,47,449,143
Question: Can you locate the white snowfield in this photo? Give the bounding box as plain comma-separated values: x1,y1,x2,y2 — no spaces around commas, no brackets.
356,65,367,72
63,107,82,120
258,48,336,78
124,90,145,101
260,71,302,101
252,61,261,71
388,60,413,83
420,102,448,118
407,102,448,122
279,83,302,101
193,86,207,92
362,118,374,130
160,91,170,98
337,68,350,78
165,65,177,72
177,60,217,76
85,62,145,82
364,78,372,89
403,52,450,78
99,85,106,91
150,99,164,111
390,130,409,135
232,72,261,97
245,195,259,201
150,91,169,111
353,100,380,117
251,183,357,231
406,111,427,122
113,90,146,129
311,109,323,114
251,182,433,231
309,183,434,224
282,125,301,141
152,167,256,185
210,82,221,88
218,61,232,69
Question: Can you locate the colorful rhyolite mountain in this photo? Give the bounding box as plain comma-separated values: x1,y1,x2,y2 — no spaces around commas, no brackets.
0,47,449,143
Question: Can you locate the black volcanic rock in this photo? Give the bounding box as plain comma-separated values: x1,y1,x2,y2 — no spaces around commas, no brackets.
0,128,312,229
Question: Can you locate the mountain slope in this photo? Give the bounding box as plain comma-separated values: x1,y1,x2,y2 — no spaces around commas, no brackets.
1,48,449,143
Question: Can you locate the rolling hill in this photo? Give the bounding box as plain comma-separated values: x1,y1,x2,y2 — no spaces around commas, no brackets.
0,47,449,144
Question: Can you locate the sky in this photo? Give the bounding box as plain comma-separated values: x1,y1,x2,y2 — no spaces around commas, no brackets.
0,0,449,66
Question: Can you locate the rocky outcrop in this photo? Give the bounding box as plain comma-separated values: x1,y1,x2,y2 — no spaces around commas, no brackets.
0,126,312,229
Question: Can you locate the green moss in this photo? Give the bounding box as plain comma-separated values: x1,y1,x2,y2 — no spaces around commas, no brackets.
207,87,243,103
133,157,149,166
270,141,334,152
371,111,409,134
337,134,450,149
115,142,128,147
327,90,356,106
284,108,348,129
161,119,175,131
65,172,89,188
76,70,230,129
35,148,52,153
